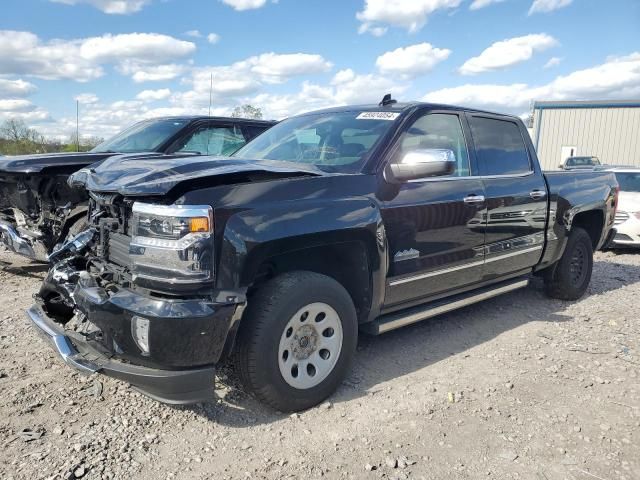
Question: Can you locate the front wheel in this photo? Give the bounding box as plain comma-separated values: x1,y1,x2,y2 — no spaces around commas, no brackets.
544,227,594,300
235,271,358,412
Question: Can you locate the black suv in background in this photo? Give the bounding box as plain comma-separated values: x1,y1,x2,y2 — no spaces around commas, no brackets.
29,99,617,411
0,116,275,261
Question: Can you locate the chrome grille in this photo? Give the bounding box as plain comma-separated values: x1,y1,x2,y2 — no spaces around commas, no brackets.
614,211,629,225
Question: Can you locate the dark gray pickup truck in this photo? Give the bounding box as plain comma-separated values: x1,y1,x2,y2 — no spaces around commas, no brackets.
27,98,618,412
0,116,274,261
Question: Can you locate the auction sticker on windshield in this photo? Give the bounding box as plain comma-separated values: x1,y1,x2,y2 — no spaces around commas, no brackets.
356,112,400,121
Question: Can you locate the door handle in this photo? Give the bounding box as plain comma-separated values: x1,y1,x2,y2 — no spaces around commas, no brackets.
463,195,485,204
529,190,547,200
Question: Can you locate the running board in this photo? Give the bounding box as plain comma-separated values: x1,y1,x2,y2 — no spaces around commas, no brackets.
362,278,530,335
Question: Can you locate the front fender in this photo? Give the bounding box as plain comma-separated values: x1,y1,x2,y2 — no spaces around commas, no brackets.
216,197,387,313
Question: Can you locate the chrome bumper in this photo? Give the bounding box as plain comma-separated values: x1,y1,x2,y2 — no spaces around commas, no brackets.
26,305,99,374
0,220,38,259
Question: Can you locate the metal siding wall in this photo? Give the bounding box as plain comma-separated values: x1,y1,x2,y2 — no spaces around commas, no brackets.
535,107,640,170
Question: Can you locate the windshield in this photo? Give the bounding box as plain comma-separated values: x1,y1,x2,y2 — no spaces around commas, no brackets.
615,172,640,192
92,119,188,153
232,111,397,172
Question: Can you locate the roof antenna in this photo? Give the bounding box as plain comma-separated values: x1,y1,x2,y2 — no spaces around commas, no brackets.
379,93,397,107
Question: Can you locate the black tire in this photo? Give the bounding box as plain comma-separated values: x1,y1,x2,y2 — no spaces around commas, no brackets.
235,271,358,412
544,227,594,300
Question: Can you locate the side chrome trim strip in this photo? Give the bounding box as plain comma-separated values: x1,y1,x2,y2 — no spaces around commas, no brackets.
485,245,542,263
407,171,535,183
388,244,543,286
389,259,485,286
374,279,530,334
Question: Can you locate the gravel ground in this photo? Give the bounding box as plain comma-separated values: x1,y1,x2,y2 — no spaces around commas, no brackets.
0,249,638,480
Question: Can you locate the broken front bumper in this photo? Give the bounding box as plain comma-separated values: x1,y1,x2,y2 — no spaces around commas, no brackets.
26,304,219,404
0,220,46,261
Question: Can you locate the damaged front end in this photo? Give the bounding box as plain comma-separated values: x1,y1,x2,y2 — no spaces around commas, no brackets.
0,170,88,262
28,192,245,404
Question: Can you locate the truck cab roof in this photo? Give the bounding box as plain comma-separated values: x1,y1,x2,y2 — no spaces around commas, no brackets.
298,101,519,120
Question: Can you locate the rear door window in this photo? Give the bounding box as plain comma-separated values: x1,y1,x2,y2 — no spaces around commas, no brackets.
469,116,531,176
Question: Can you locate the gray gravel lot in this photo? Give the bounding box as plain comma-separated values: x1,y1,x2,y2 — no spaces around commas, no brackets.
0,249,638,480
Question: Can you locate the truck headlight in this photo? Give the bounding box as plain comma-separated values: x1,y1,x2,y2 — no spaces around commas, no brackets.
130,203,214,284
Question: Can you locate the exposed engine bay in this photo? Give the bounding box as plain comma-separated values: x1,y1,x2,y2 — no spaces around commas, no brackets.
39,192,141,322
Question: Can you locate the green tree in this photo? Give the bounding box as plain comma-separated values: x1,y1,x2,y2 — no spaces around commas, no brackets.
0,118,48,155
64,131,104,152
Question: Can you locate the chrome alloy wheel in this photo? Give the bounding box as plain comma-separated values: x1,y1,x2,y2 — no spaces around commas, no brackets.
278,302,344,389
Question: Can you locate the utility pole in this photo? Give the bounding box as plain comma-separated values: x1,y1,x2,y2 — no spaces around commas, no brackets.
76,100,80,152
208,73,213,117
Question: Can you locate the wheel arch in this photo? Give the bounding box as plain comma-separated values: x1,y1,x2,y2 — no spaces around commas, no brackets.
571,209,604,249
216,198,388,325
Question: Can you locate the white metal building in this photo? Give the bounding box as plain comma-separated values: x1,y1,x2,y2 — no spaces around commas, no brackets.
532,100,640,170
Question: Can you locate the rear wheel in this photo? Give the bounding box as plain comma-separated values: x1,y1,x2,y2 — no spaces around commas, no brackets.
235,271,357,412
544,227,593,300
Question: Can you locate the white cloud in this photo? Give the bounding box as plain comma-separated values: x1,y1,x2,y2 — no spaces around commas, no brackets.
424,52,640,111
424,83,537,110
469,0,506,10
50,0,151,14
459,33,557,75
79,33,195,64
184,30,202,38
0,31,195,82
0,109,51,123
207,33,221,44
0,98,50,124
544,56,562,69
249,71,407,120
0,99,36,112
0,78,36,97
330,69,407,105
221,0,268,11
356,0,462,34
38,95,231,139
136,88,171,101
171,51,332,113
245,53,332,82
529,0,572,14
0,31,103,82
126,64,187,83
376,43,451,78
74,93,99,104
358,24,388,37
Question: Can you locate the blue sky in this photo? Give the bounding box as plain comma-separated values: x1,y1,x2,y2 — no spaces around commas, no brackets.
0,0,639,140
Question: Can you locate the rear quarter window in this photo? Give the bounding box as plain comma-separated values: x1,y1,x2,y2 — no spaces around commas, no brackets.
469,116,531,176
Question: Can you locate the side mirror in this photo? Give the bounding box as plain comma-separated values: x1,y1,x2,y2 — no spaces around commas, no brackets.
386,149,456,182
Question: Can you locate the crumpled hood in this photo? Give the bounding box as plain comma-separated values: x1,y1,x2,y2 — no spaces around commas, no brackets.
0,151,118,174
79,154,326,196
